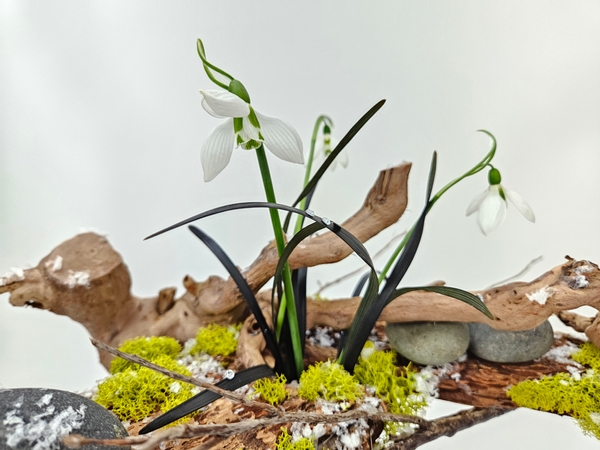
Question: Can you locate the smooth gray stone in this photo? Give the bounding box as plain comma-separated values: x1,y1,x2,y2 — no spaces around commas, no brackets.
0,388,129,450
385,321,470,365
468,320,554,363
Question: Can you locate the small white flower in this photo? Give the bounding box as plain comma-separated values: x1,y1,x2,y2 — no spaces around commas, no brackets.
199,89,303,181
466,167,535,235
315,126,347,171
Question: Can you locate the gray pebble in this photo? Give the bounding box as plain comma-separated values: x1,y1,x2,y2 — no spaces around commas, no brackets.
385,321,470,365
468,320,554,363
0,388,129,450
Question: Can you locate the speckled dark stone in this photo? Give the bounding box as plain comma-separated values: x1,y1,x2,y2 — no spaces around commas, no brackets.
385,321,470,365
0,388,128,450
468,320,554,363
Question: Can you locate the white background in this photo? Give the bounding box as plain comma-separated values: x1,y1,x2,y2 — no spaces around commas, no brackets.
1,1,600,447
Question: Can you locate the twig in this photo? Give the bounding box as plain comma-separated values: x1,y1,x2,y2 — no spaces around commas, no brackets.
390,406,515,450
315,231,406,295
485,256,543,289
63,409,431,450
90,338,282,415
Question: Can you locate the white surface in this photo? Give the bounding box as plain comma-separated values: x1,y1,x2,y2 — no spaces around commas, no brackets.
1,1,600,447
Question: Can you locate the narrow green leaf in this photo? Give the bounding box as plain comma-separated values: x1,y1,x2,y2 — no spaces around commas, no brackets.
390,285,493,319
283,99,386,231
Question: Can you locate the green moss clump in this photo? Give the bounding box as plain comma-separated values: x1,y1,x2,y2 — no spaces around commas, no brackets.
95,354,193,422
253,374,289,405
507,342,600,440
275,427,315,450
354,343,427,416
573,342,600,369
190,323,241,357
109,336,182,374
298,361,363,403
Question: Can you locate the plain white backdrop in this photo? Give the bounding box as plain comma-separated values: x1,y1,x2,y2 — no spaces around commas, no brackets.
1,1,600,447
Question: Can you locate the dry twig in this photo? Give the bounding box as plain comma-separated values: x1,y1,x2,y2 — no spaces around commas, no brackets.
64,409,430,450
390,406,515,450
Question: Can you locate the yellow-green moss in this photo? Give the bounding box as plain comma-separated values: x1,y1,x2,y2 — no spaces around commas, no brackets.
275,427,315,450
190,323,241,357
354,343,427,416
573,342,600,370
253,374,289,405
507,342,600,440
353,343,427,440
95,354,193,423
298,361,363,403
109,336,182,374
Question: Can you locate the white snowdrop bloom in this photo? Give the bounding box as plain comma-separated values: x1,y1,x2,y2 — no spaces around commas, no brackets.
199,85,303,182
466,167,535,235
315,125,347,171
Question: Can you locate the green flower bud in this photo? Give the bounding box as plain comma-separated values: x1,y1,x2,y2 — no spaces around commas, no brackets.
228,79,251,104
488,167,502,185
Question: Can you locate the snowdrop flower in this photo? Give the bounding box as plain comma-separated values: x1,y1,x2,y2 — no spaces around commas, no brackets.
466,167,535,235
200,83,303,182
315,124,347,171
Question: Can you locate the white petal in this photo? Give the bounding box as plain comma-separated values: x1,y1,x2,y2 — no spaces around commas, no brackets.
201,120,235,182
201,98,226,118
337,148,349,168
240,116,262,143
256,112,304,164
200,90,250,118
505,188,536,223
466,189,488,216
477,186,507,235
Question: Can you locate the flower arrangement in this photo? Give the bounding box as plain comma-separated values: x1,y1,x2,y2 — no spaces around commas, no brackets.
134,37,540,433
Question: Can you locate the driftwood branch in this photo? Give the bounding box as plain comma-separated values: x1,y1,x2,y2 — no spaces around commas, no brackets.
0,163,411,368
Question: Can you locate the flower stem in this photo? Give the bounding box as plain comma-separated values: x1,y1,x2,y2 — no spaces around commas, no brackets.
294,115,333,234
378,131,497,283
255,145,304,377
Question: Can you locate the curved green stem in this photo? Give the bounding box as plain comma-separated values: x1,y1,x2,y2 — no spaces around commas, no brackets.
293,115,334,234
378,130,497,283
255,146,303,376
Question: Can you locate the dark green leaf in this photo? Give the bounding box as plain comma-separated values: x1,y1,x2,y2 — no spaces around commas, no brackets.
187,226,284,374
139,364,274,434
283,100,386,231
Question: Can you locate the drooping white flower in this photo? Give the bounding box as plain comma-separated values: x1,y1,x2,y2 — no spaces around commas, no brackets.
315,124,347,171
466,167,535,235
199,88,303,182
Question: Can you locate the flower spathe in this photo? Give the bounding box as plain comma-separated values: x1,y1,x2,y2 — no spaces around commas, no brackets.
466,167,535,235
200,89,304,182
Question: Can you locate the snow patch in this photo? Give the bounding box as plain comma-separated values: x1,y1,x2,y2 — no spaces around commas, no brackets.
544,342,581,365
65,271,90,288
3,267,25,283
526,286,555,305
3,395,87,450
45,256,63,273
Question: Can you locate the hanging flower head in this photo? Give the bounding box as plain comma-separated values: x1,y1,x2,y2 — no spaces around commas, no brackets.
196,40,303,182
466,166,535,235
315,124,347,171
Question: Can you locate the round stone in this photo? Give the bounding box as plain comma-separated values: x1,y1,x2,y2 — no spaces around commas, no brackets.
385,321,470,365
468,320,554,363
0,388,129,450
